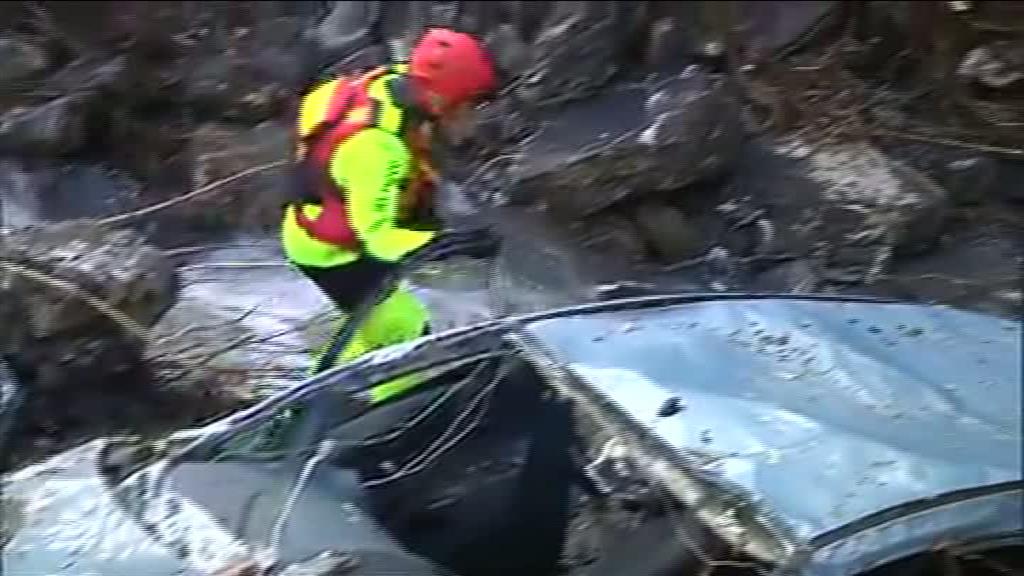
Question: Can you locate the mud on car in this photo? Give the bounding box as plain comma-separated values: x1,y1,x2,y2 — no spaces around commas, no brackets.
3,294,1021,576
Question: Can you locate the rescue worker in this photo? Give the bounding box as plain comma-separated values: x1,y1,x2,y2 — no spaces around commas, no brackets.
281,28,499,404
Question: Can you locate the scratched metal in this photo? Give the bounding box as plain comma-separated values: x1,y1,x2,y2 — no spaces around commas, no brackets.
526,298,1022,570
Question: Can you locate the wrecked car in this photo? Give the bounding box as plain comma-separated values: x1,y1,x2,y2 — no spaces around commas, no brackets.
3,294,1021,576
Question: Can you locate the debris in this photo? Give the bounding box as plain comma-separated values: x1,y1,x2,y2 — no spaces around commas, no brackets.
657,396,685,418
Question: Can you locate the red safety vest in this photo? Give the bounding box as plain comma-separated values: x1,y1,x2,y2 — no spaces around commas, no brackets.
293,65,435,249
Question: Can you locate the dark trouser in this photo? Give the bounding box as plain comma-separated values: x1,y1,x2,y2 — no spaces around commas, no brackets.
296,257,397,314
296,257,431,370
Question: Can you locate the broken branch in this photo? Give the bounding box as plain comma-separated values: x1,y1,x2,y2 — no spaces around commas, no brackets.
97,160,288,227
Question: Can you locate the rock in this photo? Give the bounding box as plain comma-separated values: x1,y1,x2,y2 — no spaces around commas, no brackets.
0,159,48,229
0,34,50,85
184,121,291,234
0,96,89,156
515,1,645,106
752,259,823,293
1,160,142,228
0,358,23,456
783,138,950,257
878,139,997,206
734,137,951,284
512,68,741,221
45,55,134,98
306,1,383,70
631,202,703,263
485,23,531,79
0,221,178,392
958,41,1024,90
939,157,997,206
181,17,306,122
33,1,313,55
577,211,648,263
643,15,694,72
736,1,837,57
867,223,1024,319
317,44,390,79
43,164,143,222
0,221,179,462
992,159,1024,203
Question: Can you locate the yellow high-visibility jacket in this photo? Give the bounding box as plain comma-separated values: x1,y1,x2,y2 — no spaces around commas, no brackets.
281,65,436,268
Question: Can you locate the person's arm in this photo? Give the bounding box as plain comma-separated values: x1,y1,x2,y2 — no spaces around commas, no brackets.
330,128,436,262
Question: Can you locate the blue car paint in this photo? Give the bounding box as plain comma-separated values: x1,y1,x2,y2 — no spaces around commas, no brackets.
527,298,1022,574
4,296,1021,575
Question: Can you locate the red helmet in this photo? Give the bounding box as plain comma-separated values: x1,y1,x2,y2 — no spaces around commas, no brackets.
410,28,498,116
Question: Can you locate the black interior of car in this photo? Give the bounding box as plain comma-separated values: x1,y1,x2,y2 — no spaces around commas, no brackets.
169,352,577,576
160,342,796,576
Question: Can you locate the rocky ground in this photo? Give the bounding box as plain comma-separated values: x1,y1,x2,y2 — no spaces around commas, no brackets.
1,1,1022,467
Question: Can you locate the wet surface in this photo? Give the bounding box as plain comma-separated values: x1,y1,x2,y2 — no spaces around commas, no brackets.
153,239,511,397
528,298,1022,546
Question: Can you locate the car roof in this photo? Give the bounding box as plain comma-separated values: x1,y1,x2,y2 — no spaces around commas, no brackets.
525,297,1022,551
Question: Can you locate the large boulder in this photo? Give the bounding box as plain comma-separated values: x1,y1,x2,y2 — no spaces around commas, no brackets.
0,95,89,156
181,121,291,234
513,1,647,106
0,159,46,229
958,40,1024,91
877,137,999,206
305,1,383,75
734,137,951,284
0,221,178,458
180,16,308,122
0,34,50,85
0,222,178,390
0,159,143,227
510,69,742,221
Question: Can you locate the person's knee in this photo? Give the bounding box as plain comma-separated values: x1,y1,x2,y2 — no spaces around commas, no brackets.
364,290,429,345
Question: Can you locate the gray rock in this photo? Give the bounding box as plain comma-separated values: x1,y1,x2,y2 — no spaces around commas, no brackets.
577,211,648,263
632,202,703,263
0,358,22,453
486,23,531,79
308,0,383,64
377,1,504,61
958,41,1024,90
46,55,133,97
515,1,642,106
752,259,823,294
319,44,390,78
940,157,997,206
879,139,997,206
185,121,291,233
0,221,178,392
35,1,310,55
736,1,837,57
43,164,143,222
298,1,838,105
0,34,49,85
512,69,741,221
182,17,305,122
992,159,1024,203
735,137,950,284
0,96,88,156
0,159,48,229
